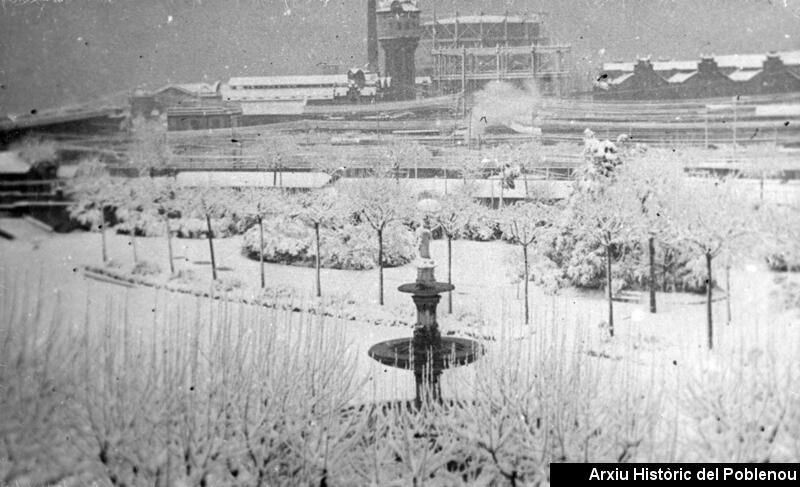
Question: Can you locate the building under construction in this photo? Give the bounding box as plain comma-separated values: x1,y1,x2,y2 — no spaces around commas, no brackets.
420,12,571,97
367,1,572,99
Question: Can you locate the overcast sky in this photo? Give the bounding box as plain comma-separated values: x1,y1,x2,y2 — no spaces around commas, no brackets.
1,0,798,114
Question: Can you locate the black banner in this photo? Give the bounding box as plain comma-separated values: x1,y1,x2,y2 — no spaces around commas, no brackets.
550,463,800,484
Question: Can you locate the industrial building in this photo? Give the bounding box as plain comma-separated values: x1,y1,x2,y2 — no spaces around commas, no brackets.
130,82,222,119
420,12,571,97
595,51,800,100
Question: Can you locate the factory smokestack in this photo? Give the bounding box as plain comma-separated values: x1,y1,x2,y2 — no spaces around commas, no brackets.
367,0,379,72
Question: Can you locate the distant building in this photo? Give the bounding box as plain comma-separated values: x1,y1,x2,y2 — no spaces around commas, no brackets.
421,12,571,97
130,82,222,119
377,0,422,100
595,50,800,100
602,59,672,100
166,106,242,132
219,70,383,120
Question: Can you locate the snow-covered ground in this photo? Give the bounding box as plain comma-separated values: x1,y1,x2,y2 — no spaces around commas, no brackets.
2,228,798,405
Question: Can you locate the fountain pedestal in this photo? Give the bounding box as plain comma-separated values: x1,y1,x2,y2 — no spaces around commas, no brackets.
369,257,482,408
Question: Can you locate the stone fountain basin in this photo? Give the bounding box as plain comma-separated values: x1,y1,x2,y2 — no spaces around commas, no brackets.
368,336,483,370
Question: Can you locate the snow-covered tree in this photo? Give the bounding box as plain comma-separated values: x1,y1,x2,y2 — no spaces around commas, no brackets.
381,139,430,180
256,135,298,188
233,188,285,288
181,185,234,281
428,190,480,313
667,179,755,349
66,158,121,264
500,201,553,325
292,187,342,297
570,182,641,336
617,151,683,313
344,178,415,305
128,117,170,176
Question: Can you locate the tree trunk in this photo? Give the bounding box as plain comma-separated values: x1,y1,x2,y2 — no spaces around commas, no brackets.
706,251,713,350
447,236,453,314
606,245,614,337
725,264,731,326
165,217,175,275
206,213,217,281
131,233,138,265
258,217,265,289
524,172,529,201
100,217,108,264
523,244,530,325
378,228,384,305
315,222,322,297
649,236,656,313
499,170,504,208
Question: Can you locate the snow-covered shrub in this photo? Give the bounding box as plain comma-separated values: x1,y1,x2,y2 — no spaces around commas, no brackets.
173,217,237,239
241,219,415,270
533,222,713,293
766,254,800,273
131,260,162,277
114,210,166,237
213,276,244,293
462,206,502,241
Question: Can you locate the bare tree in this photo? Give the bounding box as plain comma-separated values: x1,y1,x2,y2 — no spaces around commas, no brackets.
500,201,553,325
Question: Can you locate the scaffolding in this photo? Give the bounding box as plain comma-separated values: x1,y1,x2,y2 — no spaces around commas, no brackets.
422,13,571,97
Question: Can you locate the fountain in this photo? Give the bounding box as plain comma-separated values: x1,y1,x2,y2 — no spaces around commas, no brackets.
368,200,483,408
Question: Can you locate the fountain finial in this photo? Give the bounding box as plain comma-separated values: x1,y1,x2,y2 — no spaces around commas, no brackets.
417,225,432,259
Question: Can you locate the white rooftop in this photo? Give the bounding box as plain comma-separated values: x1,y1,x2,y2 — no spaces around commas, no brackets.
0,151,31,175
228,75,349,87
602,50,800,73
608,73,634,85
424,14,535,25
667,71,697,83
728,69,762,82
176,171,331,189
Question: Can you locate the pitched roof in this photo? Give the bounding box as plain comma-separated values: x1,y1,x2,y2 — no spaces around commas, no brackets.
602,50,800,74
652,60,698,71
728,69,761,82
601,62,635,72
667,71,697,83
608,73,634,85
